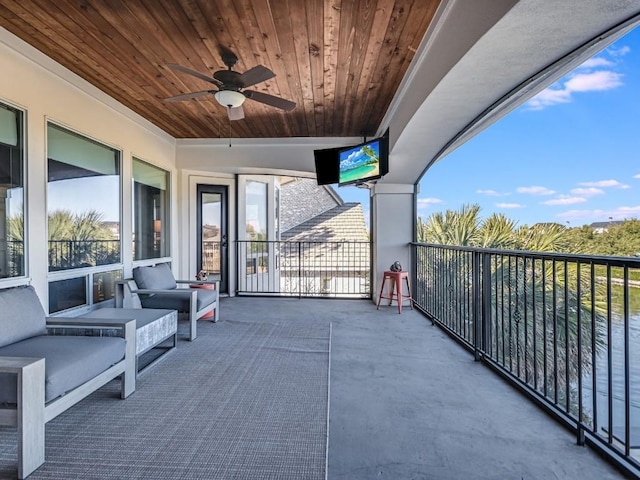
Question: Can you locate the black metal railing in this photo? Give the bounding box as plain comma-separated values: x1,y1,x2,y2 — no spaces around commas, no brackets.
1,240,24,278
413,242,640,475
237,240,371,297
48,239,121,271
201,241,222,275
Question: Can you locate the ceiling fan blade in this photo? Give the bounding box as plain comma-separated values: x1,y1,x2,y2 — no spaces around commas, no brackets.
238,65,276,88
166,63,222,86
164,90,213,102
227,106,245,121
244,90,296,111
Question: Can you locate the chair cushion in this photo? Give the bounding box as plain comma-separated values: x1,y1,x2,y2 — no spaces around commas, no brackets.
0,335,126,403
133,263,177,290
140,288,217,313
0,285,48,348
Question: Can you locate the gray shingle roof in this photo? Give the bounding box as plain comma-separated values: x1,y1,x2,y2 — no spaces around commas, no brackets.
282,203,369,242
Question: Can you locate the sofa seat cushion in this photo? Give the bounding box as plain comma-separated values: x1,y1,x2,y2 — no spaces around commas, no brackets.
0,285,47,348
140,288,217,313
0,335,126,403
133,263,177,290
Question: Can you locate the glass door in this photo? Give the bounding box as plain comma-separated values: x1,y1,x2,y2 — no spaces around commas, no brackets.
197,184,228,293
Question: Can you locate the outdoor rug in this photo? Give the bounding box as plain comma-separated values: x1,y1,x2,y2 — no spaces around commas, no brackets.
0,316,331,479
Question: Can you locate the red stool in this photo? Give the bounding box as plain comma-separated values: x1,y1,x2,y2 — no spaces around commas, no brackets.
376,270,413,314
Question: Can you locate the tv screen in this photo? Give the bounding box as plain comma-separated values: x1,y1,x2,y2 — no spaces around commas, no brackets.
313,146,341,185
338,136,388,186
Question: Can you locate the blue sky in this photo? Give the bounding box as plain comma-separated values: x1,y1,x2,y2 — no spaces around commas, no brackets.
338,25,640,228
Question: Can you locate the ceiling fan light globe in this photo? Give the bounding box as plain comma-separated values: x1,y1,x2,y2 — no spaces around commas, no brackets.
214,90,246,108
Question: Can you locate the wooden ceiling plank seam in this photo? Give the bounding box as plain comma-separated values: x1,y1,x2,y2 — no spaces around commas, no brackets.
248,0,298,137
170,0,253,137
219,0,280,138
370,0,435,130
192,0,284,138
322,0,341,136
270,0,310,137
347,0,395,136
129,0,230,136
339,0,380,135
305,0,325,136
288,0,317,136
360,0,429,135
236,0,286,138
37,0,207,137
0,1,111,76
331,0,359,136
0,0,436,139
56,0,185,103
0,0,155,117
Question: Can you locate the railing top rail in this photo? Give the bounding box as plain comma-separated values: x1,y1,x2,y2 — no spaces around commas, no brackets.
411,241,640,267
237,240,372,245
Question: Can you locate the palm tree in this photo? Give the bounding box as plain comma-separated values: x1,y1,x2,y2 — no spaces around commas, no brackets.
417,204,605,419
48,209,118,269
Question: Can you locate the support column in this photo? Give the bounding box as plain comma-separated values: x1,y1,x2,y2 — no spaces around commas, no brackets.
370,183,416,304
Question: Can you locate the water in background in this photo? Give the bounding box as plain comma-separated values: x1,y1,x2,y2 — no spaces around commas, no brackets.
582,289,640,447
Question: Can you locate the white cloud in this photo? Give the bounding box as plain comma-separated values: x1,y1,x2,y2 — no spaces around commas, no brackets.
517,186,555,196
579,57,614,69
417,197,443,209
564,71,623,92
557,206,640,223
526,70,623,110
476,189,509,197
635,174,640,179
608,45,631,57
527,88,571,109
578,179,629,189
540,196,587,206
496,203,525,209
570,187,604,197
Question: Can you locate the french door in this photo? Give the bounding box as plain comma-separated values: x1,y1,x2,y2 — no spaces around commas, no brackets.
197,184,228,294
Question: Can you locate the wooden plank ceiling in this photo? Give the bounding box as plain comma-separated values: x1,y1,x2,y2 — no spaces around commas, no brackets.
0,0,440,139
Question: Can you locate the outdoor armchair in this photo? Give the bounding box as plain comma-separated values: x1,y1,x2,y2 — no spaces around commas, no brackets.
115,263,219,341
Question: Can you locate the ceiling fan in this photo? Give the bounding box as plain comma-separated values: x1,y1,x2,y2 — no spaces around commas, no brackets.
164,48,296,120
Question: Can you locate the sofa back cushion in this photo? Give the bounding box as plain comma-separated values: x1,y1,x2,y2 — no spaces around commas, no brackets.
133,263,177,290
0,285,48,348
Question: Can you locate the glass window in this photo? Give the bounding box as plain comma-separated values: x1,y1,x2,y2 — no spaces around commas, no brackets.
49,276,87,313
47,124,121,271
0,103,25,279
132,158,169,260
246,180,267,240
93,269,123,303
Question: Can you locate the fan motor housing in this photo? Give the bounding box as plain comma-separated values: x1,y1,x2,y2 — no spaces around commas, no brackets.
214,70,244,89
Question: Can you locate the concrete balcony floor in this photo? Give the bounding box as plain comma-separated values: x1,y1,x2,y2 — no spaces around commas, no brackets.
223,297,626,479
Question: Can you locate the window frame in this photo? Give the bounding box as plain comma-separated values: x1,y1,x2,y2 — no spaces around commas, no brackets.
131,156,171,262
0,100,27,284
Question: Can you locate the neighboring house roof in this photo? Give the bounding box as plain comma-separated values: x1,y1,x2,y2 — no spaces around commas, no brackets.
278,178,369,274
589,221,623,229
282,203,369,242
281,203,370,273
279,178,343,232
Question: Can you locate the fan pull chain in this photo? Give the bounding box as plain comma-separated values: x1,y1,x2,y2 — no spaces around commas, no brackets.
228,111,232,148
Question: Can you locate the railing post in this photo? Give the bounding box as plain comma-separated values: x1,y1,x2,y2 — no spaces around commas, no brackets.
298,242,302,299
473,251,482,361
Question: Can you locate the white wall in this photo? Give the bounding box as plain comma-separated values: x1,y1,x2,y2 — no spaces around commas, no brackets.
0,28,177,304
176,137,362,177
371,184,415,303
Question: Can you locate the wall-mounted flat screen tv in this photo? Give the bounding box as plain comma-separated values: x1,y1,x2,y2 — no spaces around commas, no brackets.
313,146,341,186
338,136,388,186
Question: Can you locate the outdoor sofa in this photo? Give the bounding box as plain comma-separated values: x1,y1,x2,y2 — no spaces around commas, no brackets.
0,285,136,479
